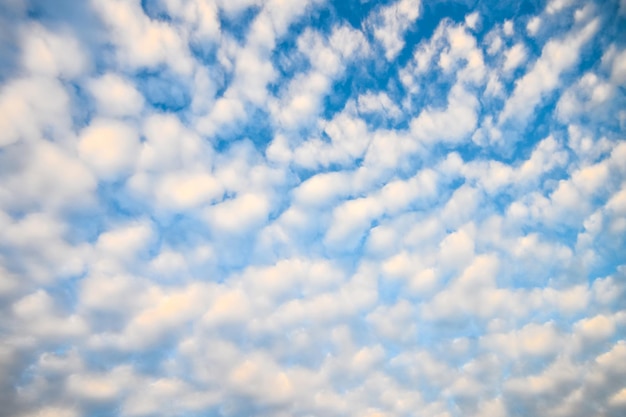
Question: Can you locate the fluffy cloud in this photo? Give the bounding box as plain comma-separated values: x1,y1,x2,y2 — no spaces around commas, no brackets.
367,0,421,60
78,118,141,179
499,16,599,125
87,73,144,117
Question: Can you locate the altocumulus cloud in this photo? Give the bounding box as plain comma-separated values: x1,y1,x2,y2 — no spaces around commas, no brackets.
0,0,625,416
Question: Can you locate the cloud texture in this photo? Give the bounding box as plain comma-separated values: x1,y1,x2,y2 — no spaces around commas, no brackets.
0,0,625,416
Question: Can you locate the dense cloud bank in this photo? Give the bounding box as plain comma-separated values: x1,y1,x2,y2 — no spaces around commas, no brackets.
0,0,625,416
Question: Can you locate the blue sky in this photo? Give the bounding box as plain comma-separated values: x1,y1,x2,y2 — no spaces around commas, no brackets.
0,0,625,416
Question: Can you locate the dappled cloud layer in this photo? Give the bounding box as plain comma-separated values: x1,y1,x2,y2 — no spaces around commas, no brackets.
0,0,625,416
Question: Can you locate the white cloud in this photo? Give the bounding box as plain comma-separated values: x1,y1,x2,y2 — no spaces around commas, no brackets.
404,21,486,88
438,223,476,272
0,212,89,283
367,299,416,341
546,0,574,15
410,84,479,144
66,372,121,402
126,112,228,213
609,388,626,408
462,135,568,193
252,263,378,333
404,23,445,77
527,16,541,36
367,0,422,60
78,118,141,179
481,322,564,358
270,25,368,132
91,0,194,74
0,77,73,147
11,290,88,343
574,314,616,342
119,284,210,349
325,195,383,247
502,20,514,36
19,406,80,417
20,23,88,78
517,142,626,229
95,221,153,263
138,113,209,172
465,12,480,30
159,0,221,41
87,73,144,117
241,257,344,301
292,108,371,169
0,139,96,213
610,48,626,85
557,72,616,123
357,91,402,120
156,171,223,210
198,0,327,134
196,96,246,135
324,167,438,248
502,43,527,73
499,17,599,125
80,272,147,313
293,170,353,207
205,193,271,233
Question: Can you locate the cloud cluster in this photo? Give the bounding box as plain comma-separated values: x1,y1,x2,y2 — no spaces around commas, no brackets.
0,0,625,416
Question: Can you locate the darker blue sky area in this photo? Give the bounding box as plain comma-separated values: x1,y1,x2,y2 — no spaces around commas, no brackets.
136,71,192,112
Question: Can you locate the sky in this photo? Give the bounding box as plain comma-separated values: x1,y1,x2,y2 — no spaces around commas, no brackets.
0,0,625,416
